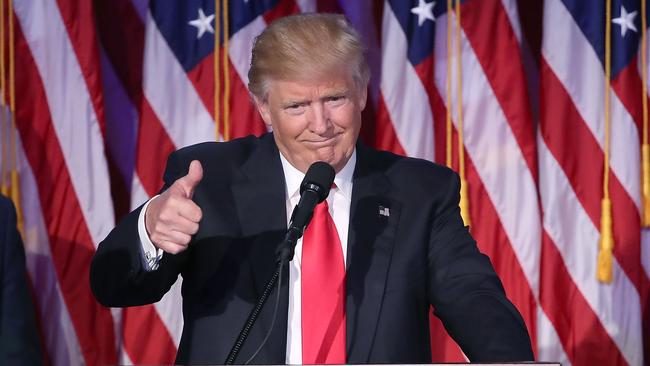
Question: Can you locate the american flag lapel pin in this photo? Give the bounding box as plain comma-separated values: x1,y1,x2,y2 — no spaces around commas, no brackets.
379,205,390,217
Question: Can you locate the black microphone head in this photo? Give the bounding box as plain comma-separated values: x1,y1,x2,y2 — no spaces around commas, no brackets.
300,161,335,203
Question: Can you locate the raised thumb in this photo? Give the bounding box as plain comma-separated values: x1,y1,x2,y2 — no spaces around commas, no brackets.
178,160,203,197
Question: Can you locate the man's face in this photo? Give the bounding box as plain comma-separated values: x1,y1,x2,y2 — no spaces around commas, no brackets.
255,73,367,173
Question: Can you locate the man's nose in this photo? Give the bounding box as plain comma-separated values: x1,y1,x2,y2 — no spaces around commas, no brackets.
308,103,330,134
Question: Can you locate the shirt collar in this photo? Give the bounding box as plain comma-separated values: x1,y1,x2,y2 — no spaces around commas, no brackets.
279,149,356,201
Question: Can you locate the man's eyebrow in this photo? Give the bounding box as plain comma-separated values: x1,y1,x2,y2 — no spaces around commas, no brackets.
280,99,308,108
324,89,348,96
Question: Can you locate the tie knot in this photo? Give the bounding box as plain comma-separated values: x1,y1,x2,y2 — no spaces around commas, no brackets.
315,200,329,213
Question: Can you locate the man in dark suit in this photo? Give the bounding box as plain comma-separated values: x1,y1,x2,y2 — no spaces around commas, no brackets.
0,195,42,365
91,13,533,364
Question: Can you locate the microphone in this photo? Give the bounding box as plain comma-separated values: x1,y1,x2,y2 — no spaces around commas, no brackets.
277,161,335,262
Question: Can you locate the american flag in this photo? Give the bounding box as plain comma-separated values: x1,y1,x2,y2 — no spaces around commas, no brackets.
0,0,648,364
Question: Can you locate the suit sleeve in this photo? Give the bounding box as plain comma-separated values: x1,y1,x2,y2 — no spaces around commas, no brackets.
90,152,191,307
0,198,43,365
426,172,534,362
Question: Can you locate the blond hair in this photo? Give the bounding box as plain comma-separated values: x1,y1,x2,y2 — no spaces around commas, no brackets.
248,13,370,99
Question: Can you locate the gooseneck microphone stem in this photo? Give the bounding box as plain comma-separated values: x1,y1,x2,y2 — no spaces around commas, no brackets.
225,261,285,365
224,162,335,365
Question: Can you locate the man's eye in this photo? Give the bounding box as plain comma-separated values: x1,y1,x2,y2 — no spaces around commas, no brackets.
284,104,305,114
326,96,346,105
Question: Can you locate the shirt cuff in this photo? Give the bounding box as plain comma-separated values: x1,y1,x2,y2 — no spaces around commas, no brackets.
138,195,164,271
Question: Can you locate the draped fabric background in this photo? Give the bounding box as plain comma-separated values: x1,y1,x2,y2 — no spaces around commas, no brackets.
0,0,648,364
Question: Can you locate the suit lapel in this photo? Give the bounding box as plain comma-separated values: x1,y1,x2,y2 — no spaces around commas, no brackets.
230,134,289,363
345,145,400,363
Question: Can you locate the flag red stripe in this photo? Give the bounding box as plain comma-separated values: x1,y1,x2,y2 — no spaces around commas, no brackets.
540,59,647,297
122,306,177,364
374,94,408,156
611,60,643,137
54,0,106,134
428,63,451,165
540,231,627,365
263,0,300,24
461,0,538,182
228,63,267,138
186,52,215,117
429,311,465,362
13,20,117,365
136,99,177,196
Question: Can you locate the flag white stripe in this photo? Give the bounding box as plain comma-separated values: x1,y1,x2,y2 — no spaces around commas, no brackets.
536,306,571,365
14,0,115,247
130,174,152,210
542,0,641,212
296,0,316,13
143,9,216,149
229,16,267,89
153,276,184,346
380,3,435,160
538,135,643,366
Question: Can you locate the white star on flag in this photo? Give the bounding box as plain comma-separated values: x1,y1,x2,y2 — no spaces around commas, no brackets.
611,5,638,37
411,0,436,26
188,8,215,39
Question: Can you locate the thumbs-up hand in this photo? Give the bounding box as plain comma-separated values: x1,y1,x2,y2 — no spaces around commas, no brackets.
145,160,204,254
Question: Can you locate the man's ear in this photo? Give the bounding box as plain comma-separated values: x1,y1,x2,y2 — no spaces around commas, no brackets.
253,95,273,127
357,85,368,111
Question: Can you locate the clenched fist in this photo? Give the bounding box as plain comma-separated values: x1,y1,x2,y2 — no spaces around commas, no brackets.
145,160,203,254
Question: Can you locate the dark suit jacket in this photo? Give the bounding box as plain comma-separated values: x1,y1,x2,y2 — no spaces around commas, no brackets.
91,133,533,364
0,195,42,365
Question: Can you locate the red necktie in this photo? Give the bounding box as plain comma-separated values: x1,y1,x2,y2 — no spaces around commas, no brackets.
301,199,346,364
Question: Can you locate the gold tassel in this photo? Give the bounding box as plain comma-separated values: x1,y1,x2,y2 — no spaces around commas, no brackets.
10,170,22,234
460,178,471,227
597,198,614,283
454,0,470,227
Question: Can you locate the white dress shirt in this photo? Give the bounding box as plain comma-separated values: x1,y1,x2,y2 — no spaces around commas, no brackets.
280,151,355,364
137,150,356,364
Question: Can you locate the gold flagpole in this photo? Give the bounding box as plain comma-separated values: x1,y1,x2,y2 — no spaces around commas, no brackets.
222,0,230,141
214,0,221,141
445,0,453,168
598,0,614,283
